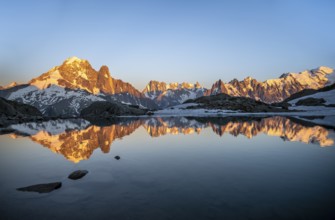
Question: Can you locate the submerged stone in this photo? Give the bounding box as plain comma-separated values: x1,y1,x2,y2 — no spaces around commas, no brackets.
68,170,88,180
17,182,62,193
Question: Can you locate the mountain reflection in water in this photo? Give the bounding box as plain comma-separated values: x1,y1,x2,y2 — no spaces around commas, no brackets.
6,116,335,163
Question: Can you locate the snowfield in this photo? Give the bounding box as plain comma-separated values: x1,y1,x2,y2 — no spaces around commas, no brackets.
6,85,108,116
154,103,238,116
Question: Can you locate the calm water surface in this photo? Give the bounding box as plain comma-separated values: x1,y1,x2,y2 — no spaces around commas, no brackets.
0,116,334,220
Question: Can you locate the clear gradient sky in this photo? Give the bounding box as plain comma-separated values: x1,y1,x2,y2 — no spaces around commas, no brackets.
1,0,334,90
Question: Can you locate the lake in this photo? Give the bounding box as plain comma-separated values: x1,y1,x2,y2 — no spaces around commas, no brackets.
0,116,334,220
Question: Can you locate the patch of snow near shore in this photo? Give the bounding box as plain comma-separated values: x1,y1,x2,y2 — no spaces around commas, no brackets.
289,106,335,111
154,103,237,116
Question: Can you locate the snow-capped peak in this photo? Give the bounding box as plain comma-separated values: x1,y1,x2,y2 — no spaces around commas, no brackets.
312,66,335,85
65,56,86,64
313,66,334,74
29,57,108,95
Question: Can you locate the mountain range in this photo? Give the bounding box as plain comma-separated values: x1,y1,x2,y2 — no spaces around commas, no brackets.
0,57,334,116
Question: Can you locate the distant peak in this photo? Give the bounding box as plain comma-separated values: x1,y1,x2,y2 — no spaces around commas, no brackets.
279,73,290,78
313,66,333,74
99,65,109,73
148,80,163,84
4,82,19,89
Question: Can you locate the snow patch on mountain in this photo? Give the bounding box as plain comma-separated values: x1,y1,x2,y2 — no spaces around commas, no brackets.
65,56,83,64
179,90,197,103
6,85,105,116
31,70,62,90
154,103,237,116
7,86,38,100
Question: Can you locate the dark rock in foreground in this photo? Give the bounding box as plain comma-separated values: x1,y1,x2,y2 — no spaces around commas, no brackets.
0,97,42,117
68,170,88,180
146,111,154,116
80,101,147,118
114,156,121,160
0,97,43,127
296,97,326,106
17,182,62,193
184,93,291,112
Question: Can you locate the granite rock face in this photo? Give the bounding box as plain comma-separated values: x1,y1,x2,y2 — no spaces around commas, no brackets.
29,57,143,97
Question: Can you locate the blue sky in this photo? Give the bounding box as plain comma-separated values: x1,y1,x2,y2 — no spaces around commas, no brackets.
0,0,334,89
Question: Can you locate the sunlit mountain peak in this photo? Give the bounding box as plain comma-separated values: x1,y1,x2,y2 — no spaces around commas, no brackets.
64,56,87,64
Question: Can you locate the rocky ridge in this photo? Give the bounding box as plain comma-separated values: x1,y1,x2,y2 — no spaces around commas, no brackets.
205,66,334,103
142,80,206,108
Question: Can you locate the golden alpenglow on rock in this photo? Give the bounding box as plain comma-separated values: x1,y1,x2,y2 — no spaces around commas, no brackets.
29,57,144,97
